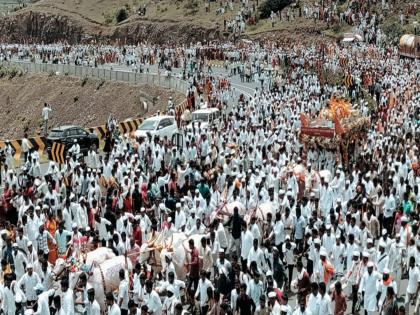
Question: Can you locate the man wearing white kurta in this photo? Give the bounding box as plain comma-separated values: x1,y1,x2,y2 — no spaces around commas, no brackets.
61,278,75,315
17,264,41,306
375,241,389,274
358,261,381,314
377,268,397,310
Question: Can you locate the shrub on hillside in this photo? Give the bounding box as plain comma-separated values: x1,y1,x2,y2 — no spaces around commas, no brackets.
116,7,128,23
184,0,199,14
259,0,292,19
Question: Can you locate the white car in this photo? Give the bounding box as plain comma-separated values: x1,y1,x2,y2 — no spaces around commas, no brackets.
135,115,178,139
186,108,221,131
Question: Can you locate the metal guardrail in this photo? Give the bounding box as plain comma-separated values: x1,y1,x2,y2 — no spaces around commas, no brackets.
1,61,191,94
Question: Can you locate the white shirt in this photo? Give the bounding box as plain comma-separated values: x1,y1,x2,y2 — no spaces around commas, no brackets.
282,242,296,265
118,279,129,310
407,265,420,294
42,106,51,120
194,278,214,306
17,272,41,301
86,300,101,315
241,230,253,260
247,247,266,271
108,303,121,315
307,293,320,315
0,284,17,315
159,280,186,300
273,220,285,245
62,289,75,315
34,289,55,315
143,290,162,315
162,296,179,315
318,294,332,315
246,279,263,306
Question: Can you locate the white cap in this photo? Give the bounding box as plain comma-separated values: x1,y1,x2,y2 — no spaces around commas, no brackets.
12,243,18,248
314,238,321,245
320,249,327,256
72,223,77,229
219,248,225,253
367,238,373,244
27,264,33,269
326,224,331,230
266,270,273,277
383,268,390,274
382,229,387,236
367,261,374,268
352,251,360,257
27,241,32,246
378,240,386,248
268,291,277,298
401,216,408,222
362,251,370,258
176,203,181,208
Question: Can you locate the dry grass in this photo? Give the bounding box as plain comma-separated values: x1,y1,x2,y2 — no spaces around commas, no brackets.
0,72,183,139
23,0,239,27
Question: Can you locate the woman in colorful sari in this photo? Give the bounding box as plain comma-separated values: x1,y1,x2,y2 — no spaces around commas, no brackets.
44,211,58,264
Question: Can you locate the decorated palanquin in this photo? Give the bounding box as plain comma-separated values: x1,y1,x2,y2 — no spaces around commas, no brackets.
300,97,370,164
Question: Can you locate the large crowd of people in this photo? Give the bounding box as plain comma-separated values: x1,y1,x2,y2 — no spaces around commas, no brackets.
0,13,419,315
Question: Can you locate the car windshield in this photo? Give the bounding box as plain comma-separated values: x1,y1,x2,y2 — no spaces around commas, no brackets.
192,113,209,123
138,120,158,130
49,130,63,137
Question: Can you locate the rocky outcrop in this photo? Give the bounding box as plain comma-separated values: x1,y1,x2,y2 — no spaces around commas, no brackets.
112,20,221,45
0,11,86,43
0,10,221,44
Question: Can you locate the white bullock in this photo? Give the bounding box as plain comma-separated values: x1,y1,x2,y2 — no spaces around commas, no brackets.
209,201,246,224
53,256,132,311
83,247,116,266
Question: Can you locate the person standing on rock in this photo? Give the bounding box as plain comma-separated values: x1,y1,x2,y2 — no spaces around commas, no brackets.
42,103,52,135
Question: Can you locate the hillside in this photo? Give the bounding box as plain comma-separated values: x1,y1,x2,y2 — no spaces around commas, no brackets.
0,72,183,139
0,0,418,44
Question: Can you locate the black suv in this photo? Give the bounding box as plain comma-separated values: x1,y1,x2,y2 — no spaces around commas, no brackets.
46,125,99,157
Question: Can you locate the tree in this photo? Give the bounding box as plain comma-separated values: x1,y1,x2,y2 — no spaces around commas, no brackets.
259,0,292,19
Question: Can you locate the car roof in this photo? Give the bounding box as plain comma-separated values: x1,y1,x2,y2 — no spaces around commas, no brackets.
51,125,80,131
192,108,219,114
143,115,175,121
